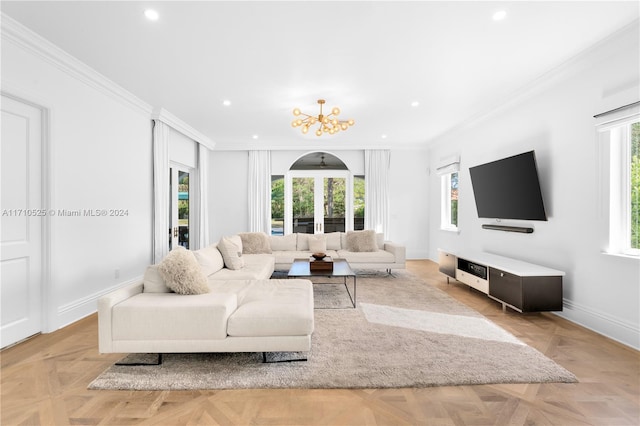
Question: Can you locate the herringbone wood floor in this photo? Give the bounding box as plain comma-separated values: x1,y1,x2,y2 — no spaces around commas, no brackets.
1,260,639,425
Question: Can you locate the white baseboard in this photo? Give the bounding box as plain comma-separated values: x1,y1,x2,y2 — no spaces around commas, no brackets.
554,298,640,351
53,275,143,331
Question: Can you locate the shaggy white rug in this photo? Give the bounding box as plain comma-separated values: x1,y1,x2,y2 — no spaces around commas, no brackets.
89,271,577,390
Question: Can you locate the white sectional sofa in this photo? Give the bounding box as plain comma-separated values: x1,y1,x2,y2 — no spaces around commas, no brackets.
98,240,314,358
97,230,405,359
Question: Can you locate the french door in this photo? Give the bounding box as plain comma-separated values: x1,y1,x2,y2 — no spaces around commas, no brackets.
285,171,352,234
169,165,192,250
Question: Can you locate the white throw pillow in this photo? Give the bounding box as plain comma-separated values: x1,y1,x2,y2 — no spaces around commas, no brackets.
238,232,272,254
269,233,297,251
217,236,245,270
297,233,310,250
158,247,210,295
193,244,224,276
346,230,378,252
143,264,171,293
326,232,342,250
308,234,327,253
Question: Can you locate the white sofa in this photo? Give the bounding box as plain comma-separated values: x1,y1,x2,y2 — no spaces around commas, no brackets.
97,231,404,359
267,232,406,273
98,242,314,358
98,278,314,356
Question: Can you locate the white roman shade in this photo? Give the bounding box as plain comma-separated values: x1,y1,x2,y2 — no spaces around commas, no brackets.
436,154,460,176
594,101,640,131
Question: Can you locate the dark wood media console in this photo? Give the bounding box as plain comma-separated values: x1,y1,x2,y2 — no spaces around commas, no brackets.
438,249,565,313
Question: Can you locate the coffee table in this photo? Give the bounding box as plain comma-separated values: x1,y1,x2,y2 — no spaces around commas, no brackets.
288,258,357,308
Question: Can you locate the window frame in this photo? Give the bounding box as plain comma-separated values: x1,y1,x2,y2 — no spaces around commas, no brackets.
440,171,459,232
597,106,640,258
608,120,639,256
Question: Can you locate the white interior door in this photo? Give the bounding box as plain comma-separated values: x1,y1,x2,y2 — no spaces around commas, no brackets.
1,95,43,348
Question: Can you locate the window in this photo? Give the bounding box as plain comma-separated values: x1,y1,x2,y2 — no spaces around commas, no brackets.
437,154,460,231
441,172,459,231
354,175,365,230
597,104,640,257
271,175,284,235
610,120,640,255
632,123,640,251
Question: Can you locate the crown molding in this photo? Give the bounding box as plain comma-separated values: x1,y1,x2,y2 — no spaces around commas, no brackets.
151,108,215,150
1,13,153,116
428,18,640,148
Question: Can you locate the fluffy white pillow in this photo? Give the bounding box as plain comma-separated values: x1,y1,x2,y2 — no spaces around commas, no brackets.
158,247,209,295
143,264,171,293
346,230,378,252
217,236,245,270
239,232,272,254
193,244,225,276
308,234,327,253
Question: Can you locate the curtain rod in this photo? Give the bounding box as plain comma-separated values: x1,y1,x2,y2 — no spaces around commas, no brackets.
594,101,640,118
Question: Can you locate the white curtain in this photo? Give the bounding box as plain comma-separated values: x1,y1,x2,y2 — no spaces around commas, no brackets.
152,120,170,263
364,149,390,238
195,143,210,248
248,150,272,233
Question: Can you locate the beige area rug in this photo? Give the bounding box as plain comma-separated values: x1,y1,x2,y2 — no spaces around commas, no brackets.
88,271,577,390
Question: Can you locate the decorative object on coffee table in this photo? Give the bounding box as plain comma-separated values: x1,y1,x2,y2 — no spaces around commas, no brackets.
311,252,326,260
310,255,333,271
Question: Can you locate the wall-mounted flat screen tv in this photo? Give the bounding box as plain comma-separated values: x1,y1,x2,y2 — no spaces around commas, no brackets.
469,150,547,221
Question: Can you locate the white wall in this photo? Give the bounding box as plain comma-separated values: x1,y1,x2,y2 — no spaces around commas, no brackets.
209,149,430,258
427,24,640,349
209,151,249,241
2,27,153,331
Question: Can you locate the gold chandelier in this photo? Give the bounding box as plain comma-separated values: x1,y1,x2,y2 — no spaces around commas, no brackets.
291,99,355,136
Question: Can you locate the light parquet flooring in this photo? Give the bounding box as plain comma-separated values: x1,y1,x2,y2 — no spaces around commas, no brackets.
1,260,639,425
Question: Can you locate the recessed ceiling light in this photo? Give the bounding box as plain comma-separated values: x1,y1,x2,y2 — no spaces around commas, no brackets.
493,10,507,21
252,135,259,140
144,9,159,21
411,101,420,107
381,134,388,139
222,100,231,106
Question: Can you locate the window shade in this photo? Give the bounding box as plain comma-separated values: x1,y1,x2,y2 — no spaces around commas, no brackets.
436,154,460,176
594,101,640,131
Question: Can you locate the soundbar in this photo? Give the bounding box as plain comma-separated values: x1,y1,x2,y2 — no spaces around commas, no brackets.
482,224,534,233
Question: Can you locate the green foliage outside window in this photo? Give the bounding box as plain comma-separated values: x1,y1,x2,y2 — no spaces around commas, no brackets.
271,177,284,219
631,122,639,249
354,176,365,218
450,172,459,227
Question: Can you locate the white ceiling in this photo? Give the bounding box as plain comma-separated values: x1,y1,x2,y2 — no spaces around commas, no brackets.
2,1,638,150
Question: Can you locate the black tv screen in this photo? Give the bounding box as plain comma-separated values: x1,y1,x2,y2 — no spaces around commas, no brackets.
469,151,547,221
